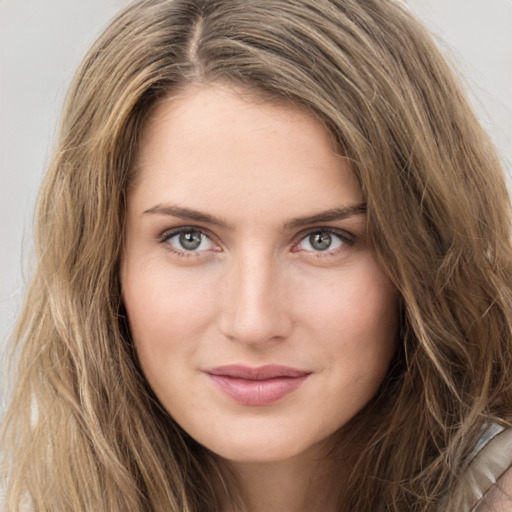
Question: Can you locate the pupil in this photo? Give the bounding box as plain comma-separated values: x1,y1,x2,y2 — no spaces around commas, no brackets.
179,231,202,250
310,232,332,251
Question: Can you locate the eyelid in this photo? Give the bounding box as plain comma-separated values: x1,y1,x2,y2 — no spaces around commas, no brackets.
158,225,213,242
291,227,356,252
158,226,221,255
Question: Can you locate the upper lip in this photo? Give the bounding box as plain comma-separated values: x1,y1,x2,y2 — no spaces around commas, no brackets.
204,365,311,380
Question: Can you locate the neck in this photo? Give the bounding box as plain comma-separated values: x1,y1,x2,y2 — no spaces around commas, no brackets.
219,452,342,512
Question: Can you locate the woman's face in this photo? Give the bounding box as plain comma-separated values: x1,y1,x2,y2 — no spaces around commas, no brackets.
121,85,398,463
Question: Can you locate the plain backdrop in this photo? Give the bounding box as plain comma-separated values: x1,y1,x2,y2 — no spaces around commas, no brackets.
1,1,512,376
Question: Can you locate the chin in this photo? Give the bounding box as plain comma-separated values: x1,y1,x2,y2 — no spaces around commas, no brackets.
195,426,329,465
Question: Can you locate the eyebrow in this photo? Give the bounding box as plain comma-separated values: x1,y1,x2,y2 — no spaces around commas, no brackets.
143,204,232,229
143,203,367,230
284,203,367,229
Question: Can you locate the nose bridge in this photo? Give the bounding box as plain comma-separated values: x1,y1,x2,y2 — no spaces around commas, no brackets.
219,245,291,344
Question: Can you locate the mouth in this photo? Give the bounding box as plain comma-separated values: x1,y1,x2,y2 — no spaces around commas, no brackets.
204,365,312,406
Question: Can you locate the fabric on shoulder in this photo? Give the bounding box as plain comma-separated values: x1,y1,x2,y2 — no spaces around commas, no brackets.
455,425,512,511
473,464,512,511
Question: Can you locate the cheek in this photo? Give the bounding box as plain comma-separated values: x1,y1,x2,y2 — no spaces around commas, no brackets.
121,258,219,366
296,261,397,341
294,260,398,390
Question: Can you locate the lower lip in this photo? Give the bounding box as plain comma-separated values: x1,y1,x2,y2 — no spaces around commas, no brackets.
207,374,310,406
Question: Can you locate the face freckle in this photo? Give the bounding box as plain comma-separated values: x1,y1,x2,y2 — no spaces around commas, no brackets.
121,84,398,464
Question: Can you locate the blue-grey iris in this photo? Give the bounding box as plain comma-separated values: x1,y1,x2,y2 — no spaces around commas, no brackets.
180,231,203,250
310,232,332,251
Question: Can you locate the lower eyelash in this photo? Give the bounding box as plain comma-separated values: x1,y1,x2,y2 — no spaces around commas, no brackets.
166,247,204,259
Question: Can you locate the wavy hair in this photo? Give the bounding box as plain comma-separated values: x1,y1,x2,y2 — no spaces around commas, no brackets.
2,0,512,510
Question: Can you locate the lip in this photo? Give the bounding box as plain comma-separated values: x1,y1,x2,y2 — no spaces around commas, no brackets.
204,365,312,406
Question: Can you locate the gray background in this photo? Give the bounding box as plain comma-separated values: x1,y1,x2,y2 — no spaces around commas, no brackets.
1,1,512,370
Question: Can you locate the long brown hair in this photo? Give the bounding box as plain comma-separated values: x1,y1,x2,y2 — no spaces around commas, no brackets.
2,0,512,510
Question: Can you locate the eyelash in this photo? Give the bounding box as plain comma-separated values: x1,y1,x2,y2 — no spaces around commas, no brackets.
158,226,355,259
292,228,355,257
158,227,219,259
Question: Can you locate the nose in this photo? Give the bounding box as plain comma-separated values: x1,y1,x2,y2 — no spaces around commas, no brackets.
218,250,293,346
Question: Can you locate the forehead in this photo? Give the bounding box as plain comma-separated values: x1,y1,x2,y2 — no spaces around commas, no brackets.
130,84,362,222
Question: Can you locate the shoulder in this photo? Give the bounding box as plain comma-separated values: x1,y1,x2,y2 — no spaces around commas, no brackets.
457,424,512,511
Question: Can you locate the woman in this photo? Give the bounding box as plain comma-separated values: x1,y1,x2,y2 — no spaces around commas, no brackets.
2,0,512,510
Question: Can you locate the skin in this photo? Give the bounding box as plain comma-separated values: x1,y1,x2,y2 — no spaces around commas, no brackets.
121,84,398,511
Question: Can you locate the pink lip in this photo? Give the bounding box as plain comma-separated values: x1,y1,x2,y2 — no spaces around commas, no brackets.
204,365,311,406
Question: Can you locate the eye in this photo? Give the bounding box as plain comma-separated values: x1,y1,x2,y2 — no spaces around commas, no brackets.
295,230,350,253
162,228,216,253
